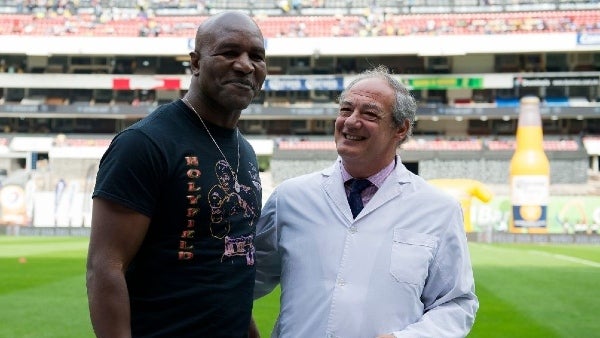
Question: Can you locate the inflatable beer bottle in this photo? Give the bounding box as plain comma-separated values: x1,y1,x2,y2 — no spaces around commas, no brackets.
509,96,550,233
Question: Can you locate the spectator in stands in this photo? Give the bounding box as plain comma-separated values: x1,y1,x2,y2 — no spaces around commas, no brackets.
86,11,266,338
252,66,478,337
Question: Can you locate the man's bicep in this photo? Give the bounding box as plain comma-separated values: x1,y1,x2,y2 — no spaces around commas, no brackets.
88,197,151,270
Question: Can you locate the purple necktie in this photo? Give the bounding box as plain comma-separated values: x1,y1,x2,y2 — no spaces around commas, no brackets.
347,178,372,218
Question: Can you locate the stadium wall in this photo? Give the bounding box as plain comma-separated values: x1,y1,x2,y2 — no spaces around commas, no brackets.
0,32,597,56
270,148,589,184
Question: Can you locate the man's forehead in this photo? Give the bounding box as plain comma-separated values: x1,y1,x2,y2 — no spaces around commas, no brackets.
214,38,263,49
198,24,264,47
344,88,386,103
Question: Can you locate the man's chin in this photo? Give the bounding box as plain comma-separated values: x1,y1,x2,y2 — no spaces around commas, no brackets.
336,146,361,160
228,98,254,111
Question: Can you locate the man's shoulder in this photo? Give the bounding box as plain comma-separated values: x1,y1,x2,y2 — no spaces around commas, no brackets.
278,170,324,189
125,101,185,135
393,166,460,205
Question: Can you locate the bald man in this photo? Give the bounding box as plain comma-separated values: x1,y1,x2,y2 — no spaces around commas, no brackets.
86,11,266,338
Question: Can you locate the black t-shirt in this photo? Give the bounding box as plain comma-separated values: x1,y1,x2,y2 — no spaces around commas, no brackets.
93,100,262,337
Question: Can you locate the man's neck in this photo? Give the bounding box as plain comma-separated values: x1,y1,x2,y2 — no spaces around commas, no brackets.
341,156,397,181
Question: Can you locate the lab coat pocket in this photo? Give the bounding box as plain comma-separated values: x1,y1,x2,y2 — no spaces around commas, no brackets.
390,228,438,286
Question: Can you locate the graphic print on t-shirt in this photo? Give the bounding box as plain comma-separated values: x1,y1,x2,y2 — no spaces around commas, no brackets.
208,160,257,238
179,155,259,265
209,160,259,265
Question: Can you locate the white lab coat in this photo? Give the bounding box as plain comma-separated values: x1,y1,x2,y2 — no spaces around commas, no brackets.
255,158,479,338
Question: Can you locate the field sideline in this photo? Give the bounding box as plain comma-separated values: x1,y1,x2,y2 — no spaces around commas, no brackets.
0,236,599,337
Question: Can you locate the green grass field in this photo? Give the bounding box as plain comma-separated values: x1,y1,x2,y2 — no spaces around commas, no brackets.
1,236,599,337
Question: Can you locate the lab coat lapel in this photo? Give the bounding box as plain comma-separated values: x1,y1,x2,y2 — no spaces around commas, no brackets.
319,160,413,221
358,163,411,219
320,163,355,221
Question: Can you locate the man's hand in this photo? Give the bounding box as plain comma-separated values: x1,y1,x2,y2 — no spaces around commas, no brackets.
376,335,395,338
248,316,260,338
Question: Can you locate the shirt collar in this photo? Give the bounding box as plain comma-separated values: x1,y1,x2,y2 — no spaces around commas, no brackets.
340,156,397,189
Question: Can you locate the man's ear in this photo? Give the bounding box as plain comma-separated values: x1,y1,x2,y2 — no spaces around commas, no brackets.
394,119,410,143
189,50,200,76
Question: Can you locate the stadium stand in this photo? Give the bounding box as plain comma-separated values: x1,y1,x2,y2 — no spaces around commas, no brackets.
0,0,598,187
0,10,598,37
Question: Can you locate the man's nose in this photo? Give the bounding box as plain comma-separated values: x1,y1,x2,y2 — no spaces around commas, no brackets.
233,53,254,74
344,110,362,126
